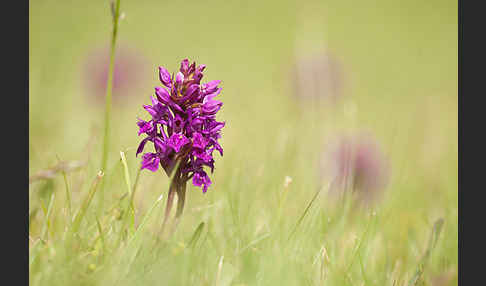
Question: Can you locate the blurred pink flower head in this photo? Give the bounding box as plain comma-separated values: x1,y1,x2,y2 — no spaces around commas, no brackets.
321,133,390,203
82,44,148,103
291,52,344,102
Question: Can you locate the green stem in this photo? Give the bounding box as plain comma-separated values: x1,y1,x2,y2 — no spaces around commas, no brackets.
100,0,122,212
56,155,72,223
175,181,187,218
157,159,186,239
171,180,187,234
132,165,142,196
159,179,177,238
288,185,323,241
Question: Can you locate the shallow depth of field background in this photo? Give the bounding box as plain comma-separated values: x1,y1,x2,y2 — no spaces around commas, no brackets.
29,0,457,285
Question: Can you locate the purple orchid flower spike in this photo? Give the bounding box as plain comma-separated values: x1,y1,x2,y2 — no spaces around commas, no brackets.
136,58,225,235
83,44,148,103
321,133,389,206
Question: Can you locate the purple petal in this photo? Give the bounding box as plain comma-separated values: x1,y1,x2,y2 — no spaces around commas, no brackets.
182,84,199,101
159,125,169,140
136,138,149,156
180,59,190,73
203,88,222,102
197,64,206,72
155,87,171,104
153,137,166,152
202,80,221,95
143,105,157,117
159,66,172,88
188,62,196,74
137,119,154,135
205,80,221,88
151,95,159,106
169,102,184,113
192,149,212,162
192,171,212,193
209,121,225,133
172,113,185,133
141,153,160,172
194,64,206,82
176,72,184,86
209,139,224,156
192,132,208,149
168,133,190,153
202,99,223,114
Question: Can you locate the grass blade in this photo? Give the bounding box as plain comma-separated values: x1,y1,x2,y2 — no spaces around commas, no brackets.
100,0,122,214
114,193,165,283
216,255,224,286
61,171,72,222
56,155,72,222
29,240,41,268
41,192,55,242
187,222,205,248
71,171,104,235
238,232,271,254
120,151,132,197
95,215,107,260
408,218,445,286
132,166,142,195
127,193,164,248
345,214,376,273
288,186,323,241
120,150,136,233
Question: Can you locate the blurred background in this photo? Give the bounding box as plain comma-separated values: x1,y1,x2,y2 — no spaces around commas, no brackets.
29,0,457,284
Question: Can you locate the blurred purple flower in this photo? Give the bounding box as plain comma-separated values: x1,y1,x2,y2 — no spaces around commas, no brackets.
137,58,225,194
322,134,389,202
291,52,344,102
82,44,147,102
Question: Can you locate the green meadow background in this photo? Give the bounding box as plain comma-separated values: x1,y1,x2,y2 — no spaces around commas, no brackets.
29,0,457,285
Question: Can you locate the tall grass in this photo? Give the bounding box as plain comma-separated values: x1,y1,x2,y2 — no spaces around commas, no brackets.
100,0,122,212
